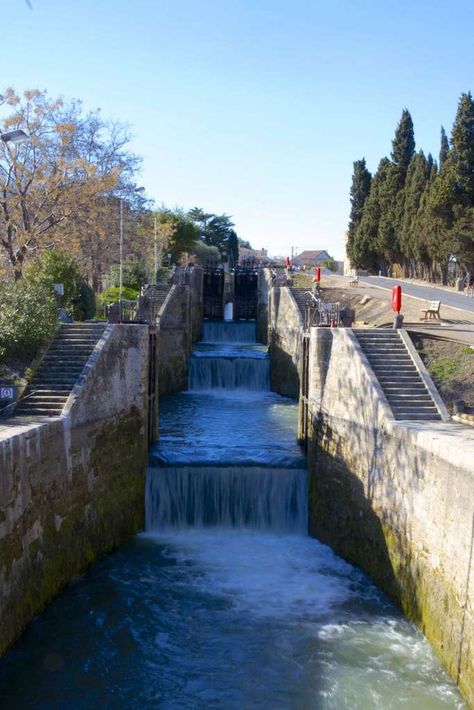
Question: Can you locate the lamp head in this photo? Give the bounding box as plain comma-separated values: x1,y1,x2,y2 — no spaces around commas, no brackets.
1,129,29,145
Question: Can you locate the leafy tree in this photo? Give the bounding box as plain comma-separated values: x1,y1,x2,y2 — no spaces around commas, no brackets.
0,88,140,280
107,260,146,290
227,229,239,267
346,158,371,266
323,257,338,272
191,241,220,263
23,250,95,320
0,279,57,361
157,209,200,263
188,208,237,260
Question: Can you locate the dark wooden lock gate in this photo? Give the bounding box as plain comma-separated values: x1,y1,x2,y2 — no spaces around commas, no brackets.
203,266,225,320
234,268,258,320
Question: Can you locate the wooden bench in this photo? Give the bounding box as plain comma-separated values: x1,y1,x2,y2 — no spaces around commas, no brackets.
420,300,441,320
349,276,359,287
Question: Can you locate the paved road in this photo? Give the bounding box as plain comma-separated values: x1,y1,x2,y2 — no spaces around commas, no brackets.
358,276,474,314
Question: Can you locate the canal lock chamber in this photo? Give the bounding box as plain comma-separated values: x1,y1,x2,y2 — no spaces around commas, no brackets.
0,319,466,708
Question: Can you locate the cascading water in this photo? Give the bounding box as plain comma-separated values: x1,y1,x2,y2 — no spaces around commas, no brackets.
0,321,466,709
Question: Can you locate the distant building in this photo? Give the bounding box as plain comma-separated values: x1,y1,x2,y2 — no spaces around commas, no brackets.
238,247,270,266
294,250,331,268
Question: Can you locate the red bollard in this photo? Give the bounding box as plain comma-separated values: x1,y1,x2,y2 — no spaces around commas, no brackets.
391,285,402,313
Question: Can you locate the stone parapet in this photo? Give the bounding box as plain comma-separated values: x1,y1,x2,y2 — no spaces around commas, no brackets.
306,326,474,706
0,324,149,656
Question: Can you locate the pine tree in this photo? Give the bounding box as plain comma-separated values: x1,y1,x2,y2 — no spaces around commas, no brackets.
439,126,449,167
346,158,371,266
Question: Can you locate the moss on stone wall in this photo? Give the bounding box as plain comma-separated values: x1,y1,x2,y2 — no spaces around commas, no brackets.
308,416,474,707
0,410,147,658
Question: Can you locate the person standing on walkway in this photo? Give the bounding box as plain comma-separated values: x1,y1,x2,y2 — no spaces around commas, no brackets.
465,272,474,297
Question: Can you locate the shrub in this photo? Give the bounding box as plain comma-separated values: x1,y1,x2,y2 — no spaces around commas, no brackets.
23,250,95,320
96,286,140,316
106,261,146,290
156,267,172,285
0,280,57,362
74,281,96,321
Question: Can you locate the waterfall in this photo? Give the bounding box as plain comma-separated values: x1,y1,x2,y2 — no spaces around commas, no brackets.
189,352,270,390
146,466,307,532
147,319,305,535
202,321,256,343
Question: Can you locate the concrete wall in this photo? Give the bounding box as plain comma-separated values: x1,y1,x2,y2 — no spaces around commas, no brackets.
157,285,191,397
306,326,474,706
256,268,273,344
185,265,203,344
0,324,149,657
268,286,304,398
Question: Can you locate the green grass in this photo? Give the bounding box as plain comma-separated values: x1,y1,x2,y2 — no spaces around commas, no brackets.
429,357,459,381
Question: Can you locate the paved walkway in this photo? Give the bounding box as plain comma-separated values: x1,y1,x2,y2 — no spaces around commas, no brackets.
358,275,474,313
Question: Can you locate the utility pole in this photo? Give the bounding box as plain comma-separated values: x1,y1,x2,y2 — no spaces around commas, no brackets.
154,214,158,284
119,198,124,320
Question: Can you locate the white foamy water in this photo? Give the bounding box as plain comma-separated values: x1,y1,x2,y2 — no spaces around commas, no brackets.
144,529,466,709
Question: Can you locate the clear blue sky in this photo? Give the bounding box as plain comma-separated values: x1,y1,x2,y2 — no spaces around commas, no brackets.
2,0,474,259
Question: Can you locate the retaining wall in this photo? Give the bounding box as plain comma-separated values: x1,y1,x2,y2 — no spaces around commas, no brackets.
157,285,191,397
268,286,303,398
0,324,149,656
256,268,273,344
306,326,474,706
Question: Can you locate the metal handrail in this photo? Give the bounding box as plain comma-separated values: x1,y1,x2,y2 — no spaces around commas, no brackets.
0,388,37,416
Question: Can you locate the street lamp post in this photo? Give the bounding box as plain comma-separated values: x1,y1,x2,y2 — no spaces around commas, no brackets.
1,129,29,145
154,215,158,284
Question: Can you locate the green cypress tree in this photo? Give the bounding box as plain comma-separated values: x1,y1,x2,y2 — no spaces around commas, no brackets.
399,151,431,275
346,158,372,266
352,158,391,272
439,126,449,168
391,109,416,185
376,161,400,269
450,92,474,204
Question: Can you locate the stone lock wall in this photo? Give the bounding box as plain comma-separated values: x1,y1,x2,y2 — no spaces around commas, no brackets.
256,268,273,344
268,286,303,398
157,285,191,397
305,327,474,706
0,324,149,657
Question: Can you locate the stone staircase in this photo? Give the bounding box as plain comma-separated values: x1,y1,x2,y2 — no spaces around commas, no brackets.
354,329,442,421
290,287,314,316
139,284,170,322
15,323,107,417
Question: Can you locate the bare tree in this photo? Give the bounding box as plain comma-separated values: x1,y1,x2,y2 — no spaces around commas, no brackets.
0,88,141,280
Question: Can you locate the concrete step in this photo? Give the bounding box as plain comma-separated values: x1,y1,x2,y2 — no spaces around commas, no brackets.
53,337,101,344
383,387,428,394
26,387,71,398
385,390,433,404
49,346,96,353
24,397,67,410
37,364,85,371
393,413,441,421
372,365,418,377
44,356,89,363
373,373,419,379
30,380,77,387
17,408,65,414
